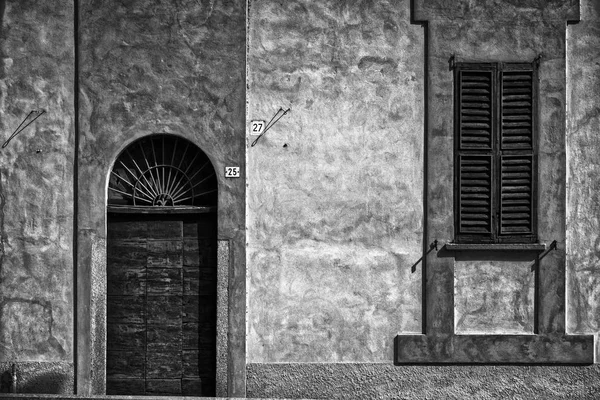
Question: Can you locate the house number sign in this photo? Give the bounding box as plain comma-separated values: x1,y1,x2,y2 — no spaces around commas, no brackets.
225,167,240,178
250,120,266,135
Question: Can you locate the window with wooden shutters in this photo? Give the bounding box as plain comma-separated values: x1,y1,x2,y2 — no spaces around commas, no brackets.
454,62,537,244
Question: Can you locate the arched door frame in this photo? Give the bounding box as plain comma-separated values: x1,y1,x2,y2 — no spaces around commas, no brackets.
76,131,239,396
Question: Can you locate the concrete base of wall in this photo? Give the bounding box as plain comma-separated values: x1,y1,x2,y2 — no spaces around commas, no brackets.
0,362,73,395
0,396,261,400
247,363,600,399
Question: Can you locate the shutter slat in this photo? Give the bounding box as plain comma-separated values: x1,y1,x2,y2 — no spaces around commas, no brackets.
503,88,531,93
502,74,532,81
503,115,531,121
459,155,492,236
500,155,533,235
462,109,491,116
460,71,493,149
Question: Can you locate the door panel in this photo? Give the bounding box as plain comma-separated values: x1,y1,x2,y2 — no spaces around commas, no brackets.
106,213,217,396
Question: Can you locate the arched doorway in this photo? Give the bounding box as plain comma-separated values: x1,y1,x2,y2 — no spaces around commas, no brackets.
105,134,218,396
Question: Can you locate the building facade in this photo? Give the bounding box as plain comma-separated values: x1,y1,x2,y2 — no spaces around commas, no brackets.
0,0,599,398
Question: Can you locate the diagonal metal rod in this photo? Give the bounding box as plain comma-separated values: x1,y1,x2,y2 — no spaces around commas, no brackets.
172,172,216,202
410,240,438,273
251,107,290,147
161,136,165,197
165,139,178,199
126,149,158,198
174,188,218,204
140,141,160,197
186,160,211,183
166,171,185,200
110,170,136,189
124,149,158,200
170,159,209,201
118,160,155,201
171,168,213,201
168,142,192,200
150,137,164,194
2,110,46,148
110,186,155,205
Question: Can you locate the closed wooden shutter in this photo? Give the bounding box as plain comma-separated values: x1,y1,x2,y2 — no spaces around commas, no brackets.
455,62,537,243
499,68,535,237
456,68,495,242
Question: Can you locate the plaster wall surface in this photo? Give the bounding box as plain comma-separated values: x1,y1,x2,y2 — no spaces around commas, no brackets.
0,0,74,373
566,0,600,361
454,259,535,334
247,0,425,363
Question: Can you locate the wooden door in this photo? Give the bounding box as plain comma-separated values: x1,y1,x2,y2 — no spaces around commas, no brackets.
106,213,217,396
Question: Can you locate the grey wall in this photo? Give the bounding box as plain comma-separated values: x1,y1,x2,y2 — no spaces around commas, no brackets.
247,0,425,364
0,0,74,393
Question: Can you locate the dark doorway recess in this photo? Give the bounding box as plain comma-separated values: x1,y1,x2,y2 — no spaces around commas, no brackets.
106,212,218,396
105,135,218,396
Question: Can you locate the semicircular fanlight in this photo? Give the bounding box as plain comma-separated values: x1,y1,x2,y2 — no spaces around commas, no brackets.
108,135,217,208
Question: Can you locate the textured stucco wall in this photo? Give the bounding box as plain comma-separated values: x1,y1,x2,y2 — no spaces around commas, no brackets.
78,0,246,395
247,0,425,363
0,0,74,380
454,259,535,334
566,0,600,361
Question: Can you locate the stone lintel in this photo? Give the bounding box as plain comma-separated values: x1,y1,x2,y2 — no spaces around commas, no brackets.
413,0,579,23
395,334,594,364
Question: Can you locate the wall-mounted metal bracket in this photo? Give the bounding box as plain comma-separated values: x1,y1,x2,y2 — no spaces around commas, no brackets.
411,240,439,273
530,240,558,271
539,239,558,259
533,53,543,67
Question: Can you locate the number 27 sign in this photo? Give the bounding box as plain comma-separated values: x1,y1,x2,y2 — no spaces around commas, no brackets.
250,120,266,135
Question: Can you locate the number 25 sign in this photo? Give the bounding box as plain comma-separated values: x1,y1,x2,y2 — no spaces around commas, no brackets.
225,167,240,178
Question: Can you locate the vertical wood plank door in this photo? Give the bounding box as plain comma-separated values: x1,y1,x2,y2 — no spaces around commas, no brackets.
106,213,217,396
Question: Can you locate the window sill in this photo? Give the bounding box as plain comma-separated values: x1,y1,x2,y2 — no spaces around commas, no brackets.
445,243,546,252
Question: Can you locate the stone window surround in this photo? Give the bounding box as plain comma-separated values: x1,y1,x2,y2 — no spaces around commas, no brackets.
395,0,595,364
